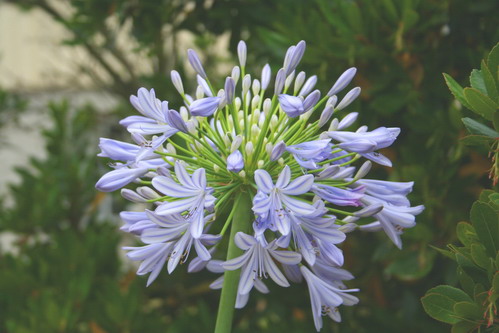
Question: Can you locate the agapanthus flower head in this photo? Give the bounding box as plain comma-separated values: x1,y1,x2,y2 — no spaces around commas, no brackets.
96,40,423,331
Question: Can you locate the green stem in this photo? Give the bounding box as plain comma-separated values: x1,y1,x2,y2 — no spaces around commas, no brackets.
214,190,252,333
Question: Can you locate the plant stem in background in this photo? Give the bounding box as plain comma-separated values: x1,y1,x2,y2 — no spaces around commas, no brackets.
214,191,252,333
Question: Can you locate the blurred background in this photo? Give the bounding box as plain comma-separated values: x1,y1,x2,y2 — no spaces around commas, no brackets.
0,0,498,332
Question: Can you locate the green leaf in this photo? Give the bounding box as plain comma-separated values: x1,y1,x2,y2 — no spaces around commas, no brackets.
493,271,499,295
487,43,499,80
460,135,496,147
421,293,460,324
463,87,498,121
426,285,473,303
494,112,499,132
470,243,490,269
429,245,454,260
444,73,472,109
481,60,498,103
470,201,499,257
461,117,499,137
457,267,475,297
479,190,496,203
451,320,478,333
456,222,477,247
453,301,482,320
470,69,487,95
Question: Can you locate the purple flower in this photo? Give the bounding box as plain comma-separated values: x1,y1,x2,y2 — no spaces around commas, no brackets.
312,184,365,207
95,167,149,192
277,201,346,265
152,162,216,238
165,108,188,133
252,166,316,235
227,150,244,172
328,127,401,167
119,211,156,235
361,195,424,249
279,94,304,118
189,97,221,117
286,139,331,169
222,232,301,295
210,259,269,309
140,211,220,273
301,266,359,331
270,141,287,161
124,242,174,286
303,90,321,112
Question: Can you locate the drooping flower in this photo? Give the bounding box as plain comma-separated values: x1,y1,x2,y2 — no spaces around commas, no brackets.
222,232,301,295
152,162,216,238
301,266,359,331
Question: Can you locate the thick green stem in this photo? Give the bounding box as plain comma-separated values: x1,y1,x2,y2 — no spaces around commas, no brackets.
214,190,252,333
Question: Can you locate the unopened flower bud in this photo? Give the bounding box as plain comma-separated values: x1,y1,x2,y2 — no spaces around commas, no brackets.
336,87,361,110
231,135,243,152
251,95,260,110
171,70,184,94
261,64,271,90
278,157,285,166
263,98,272,115
327,67,357,97
285,70,295,90
242,74,251,96
252,79,261,96
213,164,221,173
328,118,339,131
354,161,372,180
188,49,207,79
196,86,205,99
270,115,279,129
237,40,247,68
257,160,264,168
239,170,246,178
231,66,240,84
319,105,334,127
227,150,244,173
299,75,317,97
245,141,254,156
234,97,242,111
137,186,160,200
338,112,359,130
197,75,212,97
179,106,189,121
274,68,286,95
121,189,147,202
225,77,235,104
166,143,176,155
251,124,260,137
294,71,306,94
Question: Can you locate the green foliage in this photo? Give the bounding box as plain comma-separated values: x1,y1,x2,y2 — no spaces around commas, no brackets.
422,191,499,331
422,44,499,332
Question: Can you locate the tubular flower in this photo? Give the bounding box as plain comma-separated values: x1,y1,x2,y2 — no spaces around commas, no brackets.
96,40,424,331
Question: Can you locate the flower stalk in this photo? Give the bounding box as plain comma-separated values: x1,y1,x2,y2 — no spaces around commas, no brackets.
214,191,252,333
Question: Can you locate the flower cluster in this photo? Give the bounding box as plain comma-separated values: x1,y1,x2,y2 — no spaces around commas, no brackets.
96,40,424,331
